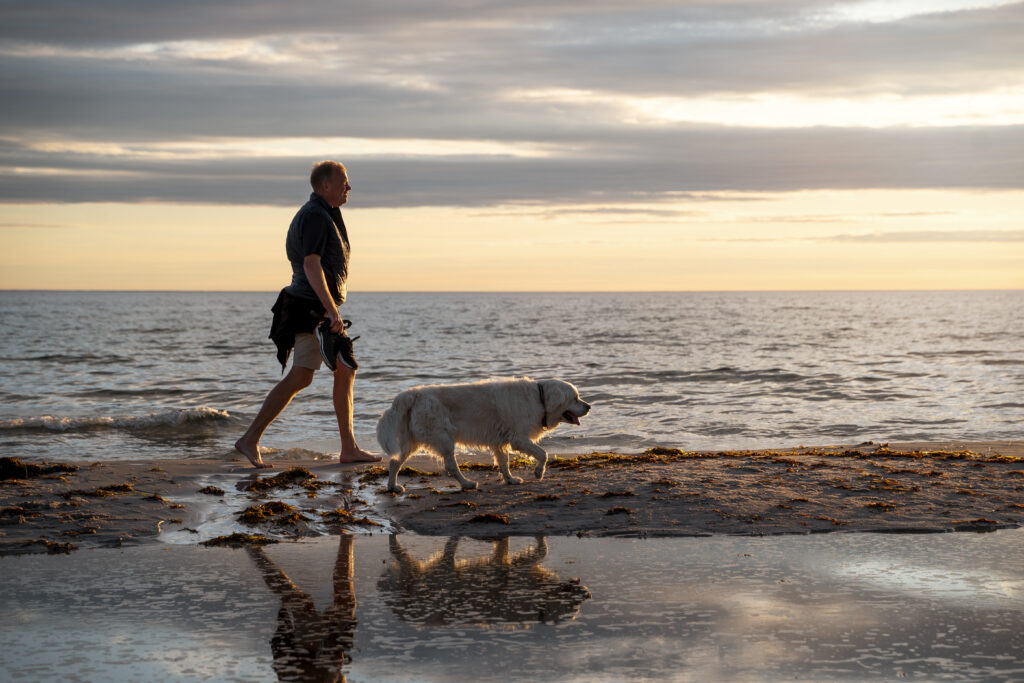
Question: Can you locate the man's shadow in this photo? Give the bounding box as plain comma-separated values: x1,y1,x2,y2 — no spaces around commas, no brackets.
377,534,591,627
248,534,357,683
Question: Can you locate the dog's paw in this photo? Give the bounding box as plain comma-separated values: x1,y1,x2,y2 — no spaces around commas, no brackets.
505,476,524,485
534,466,546,480
389,483,406,494
461,480,479,490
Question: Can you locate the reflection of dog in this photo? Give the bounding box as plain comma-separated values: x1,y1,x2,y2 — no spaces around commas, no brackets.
377,535,591,627
376,377,591,493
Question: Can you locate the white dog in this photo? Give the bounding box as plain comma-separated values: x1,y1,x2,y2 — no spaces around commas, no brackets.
376,378,591,493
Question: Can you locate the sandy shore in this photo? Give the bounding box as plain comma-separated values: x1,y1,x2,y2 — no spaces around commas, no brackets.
1,440,1021,553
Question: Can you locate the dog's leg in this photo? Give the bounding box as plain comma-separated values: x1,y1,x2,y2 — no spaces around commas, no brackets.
511,440,548,480
388,448,416,493
442,537,460,569
388,534,417,570
439,441,478,490
492,537,510,564
492,445,523,485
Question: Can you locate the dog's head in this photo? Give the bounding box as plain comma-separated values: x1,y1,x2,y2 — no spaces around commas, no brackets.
540,379,591,429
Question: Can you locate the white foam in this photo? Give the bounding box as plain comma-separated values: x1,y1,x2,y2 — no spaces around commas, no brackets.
0,407,231,433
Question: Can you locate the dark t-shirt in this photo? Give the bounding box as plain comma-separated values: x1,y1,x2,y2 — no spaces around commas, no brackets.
284,193,350,305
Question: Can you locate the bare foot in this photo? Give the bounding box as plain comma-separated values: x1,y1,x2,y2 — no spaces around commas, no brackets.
339,449,383,464
235,438,273,469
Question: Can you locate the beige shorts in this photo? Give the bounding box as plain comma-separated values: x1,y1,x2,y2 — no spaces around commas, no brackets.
292,333,323,370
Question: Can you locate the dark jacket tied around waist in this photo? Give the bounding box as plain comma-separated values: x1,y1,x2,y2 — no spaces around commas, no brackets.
269,288,325,371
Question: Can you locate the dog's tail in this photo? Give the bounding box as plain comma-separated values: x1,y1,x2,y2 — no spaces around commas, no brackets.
375,391,416,456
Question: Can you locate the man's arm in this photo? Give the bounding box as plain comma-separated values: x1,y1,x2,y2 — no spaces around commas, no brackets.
303,254,343,333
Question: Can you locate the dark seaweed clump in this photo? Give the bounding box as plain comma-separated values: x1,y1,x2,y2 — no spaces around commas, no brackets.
63,483,135,498
320,508,382,527
238,501,310,526
243,467,330,493
0,457,78,480
201,533,278,547
468,513,510,525
198,486,225,496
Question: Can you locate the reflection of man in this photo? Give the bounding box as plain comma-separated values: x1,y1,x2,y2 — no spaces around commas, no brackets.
235,160,381,468
248,534,358,682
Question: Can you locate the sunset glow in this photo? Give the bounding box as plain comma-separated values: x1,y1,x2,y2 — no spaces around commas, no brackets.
1,0,1021,291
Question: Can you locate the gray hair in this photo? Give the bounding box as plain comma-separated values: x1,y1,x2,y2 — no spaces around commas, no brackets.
310,160,347,191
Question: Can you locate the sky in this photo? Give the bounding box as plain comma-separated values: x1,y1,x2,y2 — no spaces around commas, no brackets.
0,0,1022,291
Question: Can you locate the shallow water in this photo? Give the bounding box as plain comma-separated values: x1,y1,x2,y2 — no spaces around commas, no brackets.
2,531,1023,681
1,290,1021,463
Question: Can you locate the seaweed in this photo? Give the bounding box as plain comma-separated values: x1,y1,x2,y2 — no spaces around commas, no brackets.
815,516,847,526
467,513,510,525
319,508,382,526
198,486,226,496
359,465,439,483
201,533,278,547
599,490,636,498
953,518,1003,532
606,507,633,515
0,457,78,480
238,501,309,526
63,483,135,498
357,465,388,483
244,467,318,492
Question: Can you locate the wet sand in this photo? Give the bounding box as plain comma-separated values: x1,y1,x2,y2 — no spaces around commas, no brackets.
1,440,1021,553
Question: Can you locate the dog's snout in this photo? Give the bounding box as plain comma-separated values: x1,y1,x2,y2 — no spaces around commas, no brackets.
579,400,591,415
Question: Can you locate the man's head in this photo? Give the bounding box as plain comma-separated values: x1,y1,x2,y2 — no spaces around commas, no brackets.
310,160,350,208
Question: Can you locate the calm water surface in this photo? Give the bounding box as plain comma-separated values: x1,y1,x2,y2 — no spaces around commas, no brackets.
0,290,1021,462
2,531,1023,681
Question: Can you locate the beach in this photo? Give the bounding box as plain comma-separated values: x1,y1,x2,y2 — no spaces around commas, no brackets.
3,441,1024,681
3,441,1021,553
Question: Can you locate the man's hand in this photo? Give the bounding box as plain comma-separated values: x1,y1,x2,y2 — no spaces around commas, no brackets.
302,253,343,331
326,307,343,333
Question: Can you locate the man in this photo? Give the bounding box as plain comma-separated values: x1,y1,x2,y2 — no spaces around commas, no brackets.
235,160,381,468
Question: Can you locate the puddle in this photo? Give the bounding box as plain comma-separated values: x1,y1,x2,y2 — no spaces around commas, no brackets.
158,467,397,545
2,531,1023,681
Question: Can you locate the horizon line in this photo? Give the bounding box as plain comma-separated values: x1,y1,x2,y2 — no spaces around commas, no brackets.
1,288,1021,294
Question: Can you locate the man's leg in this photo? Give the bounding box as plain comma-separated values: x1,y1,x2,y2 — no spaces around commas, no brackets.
333,364,381,463
235,366,315,468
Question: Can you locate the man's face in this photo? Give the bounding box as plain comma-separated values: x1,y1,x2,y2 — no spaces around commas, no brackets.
322,168,351,208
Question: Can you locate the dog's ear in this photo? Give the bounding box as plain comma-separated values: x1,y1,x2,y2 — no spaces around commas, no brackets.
541,380,570,427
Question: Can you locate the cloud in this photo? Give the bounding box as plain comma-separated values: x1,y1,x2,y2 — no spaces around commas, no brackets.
825,229,1024,242
704,229,1024,243
1,0,1020,98
2,125,1023,207
471,206,709,222
0,222,72,229
0,1,1022,207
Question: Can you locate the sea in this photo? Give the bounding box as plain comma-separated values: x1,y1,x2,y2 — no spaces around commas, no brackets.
1,290,1021,464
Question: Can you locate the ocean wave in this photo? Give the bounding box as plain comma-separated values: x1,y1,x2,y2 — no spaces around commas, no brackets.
601,367,814,385
259,447,333,459
1,353,135,364
0,407,233,434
